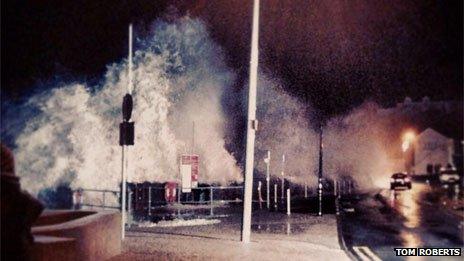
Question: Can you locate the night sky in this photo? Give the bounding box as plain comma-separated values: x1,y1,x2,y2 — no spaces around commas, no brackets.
2,0,462,119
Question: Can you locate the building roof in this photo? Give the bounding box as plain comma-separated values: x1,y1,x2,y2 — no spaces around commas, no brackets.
417,128,450,141
378,98,463,140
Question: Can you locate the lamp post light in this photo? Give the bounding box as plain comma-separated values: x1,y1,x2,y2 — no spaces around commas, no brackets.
402,130,416,174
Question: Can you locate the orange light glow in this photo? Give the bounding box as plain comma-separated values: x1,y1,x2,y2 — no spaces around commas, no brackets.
402,131,416,152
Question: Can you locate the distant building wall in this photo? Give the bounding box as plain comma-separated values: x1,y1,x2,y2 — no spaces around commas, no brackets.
376,97,462,175
414,128,453,175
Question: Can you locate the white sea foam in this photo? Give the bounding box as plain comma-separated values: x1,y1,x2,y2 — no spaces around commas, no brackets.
14,17,241,195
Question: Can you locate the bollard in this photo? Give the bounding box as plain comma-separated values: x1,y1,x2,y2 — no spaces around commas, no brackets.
72,190,79,210
258,181,263,209
265,151,271,210
274,184,278,210
287,189,291,216
348,180,352,195
127,189,133,226
454,184,459,201
334,180,337,196
72,191,76,210
281,175,285,200
304,183,308,199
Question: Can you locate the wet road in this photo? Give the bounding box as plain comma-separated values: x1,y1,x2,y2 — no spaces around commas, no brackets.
340,182,464,260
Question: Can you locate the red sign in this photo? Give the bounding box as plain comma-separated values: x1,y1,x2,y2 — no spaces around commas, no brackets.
165,182,177,203
181,154,199,188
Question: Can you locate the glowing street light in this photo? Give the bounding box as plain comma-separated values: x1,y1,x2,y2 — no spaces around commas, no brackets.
402,131,416,152
402,130,416,174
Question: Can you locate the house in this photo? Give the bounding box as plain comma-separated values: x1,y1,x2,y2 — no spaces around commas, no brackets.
413,128,454,175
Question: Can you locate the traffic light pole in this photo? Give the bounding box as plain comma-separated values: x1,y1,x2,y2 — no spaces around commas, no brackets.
120,24,135,239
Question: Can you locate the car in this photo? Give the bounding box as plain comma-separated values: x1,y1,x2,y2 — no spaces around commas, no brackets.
439,167,460,184
390,173,411,190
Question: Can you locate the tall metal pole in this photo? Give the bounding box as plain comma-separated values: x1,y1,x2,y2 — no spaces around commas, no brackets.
120,23,134,239
281,154,285,200
121,147,126,238
126,24,133,227
128,25,133,95
241,0,260,244
265,150,270,209
318,125,323,216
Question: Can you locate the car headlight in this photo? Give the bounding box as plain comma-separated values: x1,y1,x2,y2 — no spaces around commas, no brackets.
405,177,410,182
390,178,395,183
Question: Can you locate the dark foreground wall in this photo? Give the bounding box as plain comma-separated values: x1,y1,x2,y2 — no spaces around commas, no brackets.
32,210,121,261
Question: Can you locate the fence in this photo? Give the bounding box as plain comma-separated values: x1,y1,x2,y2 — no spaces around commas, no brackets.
73,178,356,213
74,189,120,210
73,185,244,212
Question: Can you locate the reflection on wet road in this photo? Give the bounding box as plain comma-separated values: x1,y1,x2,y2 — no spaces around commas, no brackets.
341,182,464,260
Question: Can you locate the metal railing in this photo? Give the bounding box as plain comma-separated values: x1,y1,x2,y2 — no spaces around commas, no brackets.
73,179,355,212
72,185,244,211
73,188,120,210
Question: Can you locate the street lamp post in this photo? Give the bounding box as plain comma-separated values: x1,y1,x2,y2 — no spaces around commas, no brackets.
241,0,260,244
318,125,323,216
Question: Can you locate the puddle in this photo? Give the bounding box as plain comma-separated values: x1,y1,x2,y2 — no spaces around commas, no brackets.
251,222,308,234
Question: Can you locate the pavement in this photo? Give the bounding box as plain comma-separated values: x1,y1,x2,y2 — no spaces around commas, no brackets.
110,208,350,260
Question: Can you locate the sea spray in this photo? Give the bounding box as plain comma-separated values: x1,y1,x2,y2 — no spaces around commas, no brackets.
254,75,393,189
9,17,396,200
255,74,319,186
13,16,242,196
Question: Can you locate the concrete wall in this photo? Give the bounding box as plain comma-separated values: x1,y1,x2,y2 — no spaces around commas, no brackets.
32,235,78,261
32,210,121,261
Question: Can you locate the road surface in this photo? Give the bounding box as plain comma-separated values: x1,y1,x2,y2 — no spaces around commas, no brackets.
340,182,463,260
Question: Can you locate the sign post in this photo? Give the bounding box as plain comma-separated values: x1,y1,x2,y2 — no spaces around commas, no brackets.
180,154,199,193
